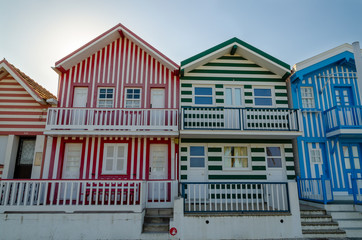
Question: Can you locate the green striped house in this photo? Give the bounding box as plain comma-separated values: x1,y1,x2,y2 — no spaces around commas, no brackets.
180,38,301,183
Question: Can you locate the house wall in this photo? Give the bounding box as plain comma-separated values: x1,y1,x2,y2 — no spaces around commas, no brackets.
45,136,178,180
57,37,179,109
292,60,362,193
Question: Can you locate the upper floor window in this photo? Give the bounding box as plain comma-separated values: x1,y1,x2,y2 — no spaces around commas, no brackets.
194,87,213,105
254,88,273,106
98,88,114,108
224,146,249,170
125,88,141,108
102,143,128,174
225,87,242,107
301,87,315,108
310,148,322,163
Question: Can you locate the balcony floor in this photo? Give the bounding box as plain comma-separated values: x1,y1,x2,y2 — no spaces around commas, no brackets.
180,130,303,139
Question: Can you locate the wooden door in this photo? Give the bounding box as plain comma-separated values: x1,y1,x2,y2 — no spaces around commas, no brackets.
14,137,36,179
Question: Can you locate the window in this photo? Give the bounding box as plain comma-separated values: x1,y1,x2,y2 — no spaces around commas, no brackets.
190,146,205,167
266,147,282,168
102,144,128,174
301,87,315,108
225,87,242,106
224,146,249,169
310,148,322,163
98,88,114,108
125,88,141,108
254,88,273,106
194,87,213,105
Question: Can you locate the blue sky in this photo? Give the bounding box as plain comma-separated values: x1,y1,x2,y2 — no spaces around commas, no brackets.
1,0,361,94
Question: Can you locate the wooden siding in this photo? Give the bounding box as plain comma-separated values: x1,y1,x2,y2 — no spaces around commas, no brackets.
181,54,288,108
46,136,178,180
180,139,295,181
58,37,179,109
0,164,3,179
0,75,48,135
294,61,361,192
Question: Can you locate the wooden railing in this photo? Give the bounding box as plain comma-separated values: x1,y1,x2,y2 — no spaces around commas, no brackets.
324,106,362,133
182,107,300,131
181,182,290,213
0,179,178,213
297,176,333,204
46,108,178,132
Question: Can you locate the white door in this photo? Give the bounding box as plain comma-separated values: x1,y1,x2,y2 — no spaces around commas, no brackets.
150,89,165,126
61,143,82,200
188,146,207,201
73,87,88,125
149,144,168,200
266,146,286,182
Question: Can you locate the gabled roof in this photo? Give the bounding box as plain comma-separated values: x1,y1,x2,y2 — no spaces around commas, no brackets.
55,23,179,73
291,43,362,82
181,37,290,78
0,59,56,104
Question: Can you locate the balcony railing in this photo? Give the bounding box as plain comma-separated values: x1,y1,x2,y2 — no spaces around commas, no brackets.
181,107,300,131
45,108,178,133
0,179,178,213
297,176,333,204
181,182,290,213
324,106,362,133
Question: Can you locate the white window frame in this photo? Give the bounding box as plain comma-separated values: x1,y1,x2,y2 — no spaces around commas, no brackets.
301,87,315,108
102,143,128,175
125,88,142,108
310,148,322,164
225,86,243,107
97,87,114,108
223,145,251,170
189,145,206,169
193,86,215,106
253,86,275,107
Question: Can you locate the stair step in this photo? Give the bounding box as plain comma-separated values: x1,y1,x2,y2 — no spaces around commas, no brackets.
143,222,169,233
337,219,362,228
146,208,173,216
302,229,346,237
302,221,340,230
342,227,362,238
301,214,333,222
300,210,326,215
330,211,362,219
144,216,171,224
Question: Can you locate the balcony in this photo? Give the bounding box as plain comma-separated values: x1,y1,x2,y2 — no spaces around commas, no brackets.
45,108,178,136
324,106,362,138
180,107,302,139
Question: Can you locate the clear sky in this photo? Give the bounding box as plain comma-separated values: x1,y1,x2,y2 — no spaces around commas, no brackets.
1,0,361,95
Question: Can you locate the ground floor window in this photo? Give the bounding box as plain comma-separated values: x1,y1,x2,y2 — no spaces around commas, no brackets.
102,143,128,174
223,146,249,169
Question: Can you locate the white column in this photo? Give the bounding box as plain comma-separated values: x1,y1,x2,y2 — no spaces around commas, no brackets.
352,42,362,104
2,135,19,179
42,136,53,179
31,135,45,179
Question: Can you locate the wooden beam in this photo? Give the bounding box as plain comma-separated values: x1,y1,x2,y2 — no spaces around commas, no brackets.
230,45,237,55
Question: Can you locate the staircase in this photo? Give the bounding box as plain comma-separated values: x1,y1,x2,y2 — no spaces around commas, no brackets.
300,204,346,238
143,208,173,233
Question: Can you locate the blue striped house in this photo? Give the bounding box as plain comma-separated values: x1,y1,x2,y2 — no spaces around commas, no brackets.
291,43,362,201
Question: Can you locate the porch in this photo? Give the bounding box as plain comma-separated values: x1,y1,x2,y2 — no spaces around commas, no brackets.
0,179,178,213
324,106,362,138
44,108,179,136
180,107,302,139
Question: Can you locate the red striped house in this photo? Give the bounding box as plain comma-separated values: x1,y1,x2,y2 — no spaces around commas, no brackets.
0,59,57,179
42,24,180,207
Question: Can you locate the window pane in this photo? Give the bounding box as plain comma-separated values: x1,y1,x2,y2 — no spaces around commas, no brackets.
354,158,361,169
195,87,212,95
226,88,232,105
235,88,242,106
224,157,232,168
106,159,113,171
107,146,114,157
344,157,351,169
254,89,271,96
117,146,124,158
255,98,272,106
266,147,281,157
352,146,359,157
134,89,140,94
116,158,124,171
343,146,349,157
267,158,282,168
195,96,213,104
190,146,204,156
190,157,205,167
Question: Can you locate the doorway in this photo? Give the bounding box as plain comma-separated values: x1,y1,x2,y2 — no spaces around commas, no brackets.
14,137,36,179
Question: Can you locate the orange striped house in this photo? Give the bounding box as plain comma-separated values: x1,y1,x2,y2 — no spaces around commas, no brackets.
0,59,56,179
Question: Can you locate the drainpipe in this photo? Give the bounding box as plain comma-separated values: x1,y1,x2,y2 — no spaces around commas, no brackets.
352,42,362,105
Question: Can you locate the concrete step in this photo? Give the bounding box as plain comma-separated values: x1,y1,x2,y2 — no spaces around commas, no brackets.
342,227,362,238
143,222,169,233
301,214,333,223
330,211,362,219
302,229,346,238
146,208,173,216
144,215,172,224
337,219,362,228
300,209,326,215
301,221,340,230
324,204,356,211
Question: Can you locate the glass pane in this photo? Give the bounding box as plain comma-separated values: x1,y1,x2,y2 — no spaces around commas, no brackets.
352,146,359,157
107,89,113,94
134,89,140,94
117,146,124,158
343,146,349,157
116,158,124,171
242,158,248,168
354,158,361,170
224,147,232,157
195,96,213,104
99,93,105,98
266,147,281,157
107,146,114,158
225,88,232,105
190,157,205,167
20,140,36,164
254,89,271,97
190,146,204,156
335,90,339,96
224,157,231,168
106,159,113,171
344,157,351,169
255,98,273,106
195,87,212,95
267,158,282,168
127,89,133,94
100,89,106,93
235,88,242,105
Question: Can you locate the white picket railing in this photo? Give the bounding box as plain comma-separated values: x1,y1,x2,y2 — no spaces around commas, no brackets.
352,177,362,205
324,106,362,132
181,182,289,213
297,177,333,204
0,180,178,213
46,108,178,132
182,107,299,131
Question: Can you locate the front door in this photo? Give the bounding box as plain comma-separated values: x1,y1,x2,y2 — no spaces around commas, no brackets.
150,89,165,126
342,144,362,193
266,146,286,182
14,137,36,179
62,143,82,179
188,146,207,201
149,144,168,200
72,87,88,125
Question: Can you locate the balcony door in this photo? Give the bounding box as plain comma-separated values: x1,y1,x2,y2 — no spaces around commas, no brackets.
342,144,362,193
149,144,168,200
62,143,82,179
73,87,88,126
150,89,165,126
335,87,355,126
